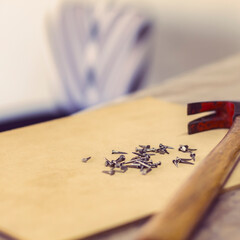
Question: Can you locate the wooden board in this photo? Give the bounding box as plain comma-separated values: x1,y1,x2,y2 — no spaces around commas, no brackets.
0,98,239,240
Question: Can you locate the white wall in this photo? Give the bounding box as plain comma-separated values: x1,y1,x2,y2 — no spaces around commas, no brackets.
82,0,240,84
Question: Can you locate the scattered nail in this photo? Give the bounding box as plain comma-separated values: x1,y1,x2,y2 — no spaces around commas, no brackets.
115,155,126,162
135,148,147,154
120,165,128,172
146,148,157,153
105,158,115,167
141,168,152,175
139,144,151,149
173,160,178,167
178,145,189,152
176,157,192,162
180,161,194,165
126,163,142,169
152,161,161,168
179,145,197,153
102,168,115,175
135,160,152,168
173,157,194,167
100,142,197,175
190,152,196,161
112,150,128,154
132,151,144,157
125,160,136,164
159,144,174,150
82,157,91,163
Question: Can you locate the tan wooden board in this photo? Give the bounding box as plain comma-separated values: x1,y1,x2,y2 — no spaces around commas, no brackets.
0,97,239,240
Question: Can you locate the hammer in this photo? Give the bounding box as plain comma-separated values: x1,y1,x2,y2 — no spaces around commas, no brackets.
138,101,240,240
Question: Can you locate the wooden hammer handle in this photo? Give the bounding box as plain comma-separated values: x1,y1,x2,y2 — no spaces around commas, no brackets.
138,116,240,240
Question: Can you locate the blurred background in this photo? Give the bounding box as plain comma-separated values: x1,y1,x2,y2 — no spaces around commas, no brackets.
1,0,240,131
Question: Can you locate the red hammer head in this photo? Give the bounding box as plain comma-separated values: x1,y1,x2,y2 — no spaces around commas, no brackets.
187,101,240,134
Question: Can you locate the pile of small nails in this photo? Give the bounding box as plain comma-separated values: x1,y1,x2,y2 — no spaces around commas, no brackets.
103,144,167,176
82,144,197,175
172,145,197,167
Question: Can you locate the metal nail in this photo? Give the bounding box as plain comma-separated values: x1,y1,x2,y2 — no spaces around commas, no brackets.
179,145,197,153
142,160,153,165
105,158,115,167
152,161,161,168
115,162,124,168
135,148,147,154
132,151,144,156
178,145,189,152
159,144,174,150
172,160,178,167
156,148,169,154
173,157,194,166
135,160,152,168
131,156,141,160
112,150,128,154
82,157,91,163
133,152,154,158
126,163,142,169
179,161,194,165
190,152,196,161
124,160,136,164
145,148,157,153
141,168,152,175
188,147,197,152
139,145,151,149
120,165,128,172
116,155,126,162
176,157,192,162
102,168,115,175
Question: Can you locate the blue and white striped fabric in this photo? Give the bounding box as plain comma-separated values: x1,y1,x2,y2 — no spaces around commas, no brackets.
49,2,153,114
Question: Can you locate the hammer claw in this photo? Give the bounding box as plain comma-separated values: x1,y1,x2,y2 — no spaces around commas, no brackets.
188,113,231,134
187,101,239,134
188,102,217,115
188,101,234,115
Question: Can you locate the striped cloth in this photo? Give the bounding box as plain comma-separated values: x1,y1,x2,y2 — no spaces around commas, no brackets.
49,2,153,114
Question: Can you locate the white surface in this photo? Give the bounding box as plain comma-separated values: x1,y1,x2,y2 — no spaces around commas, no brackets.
1,0,240,122
0,0,66,122
0,0,152,122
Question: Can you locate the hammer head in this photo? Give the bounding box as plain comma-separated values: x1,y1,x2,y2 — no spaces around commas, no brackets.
187,101,240,134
